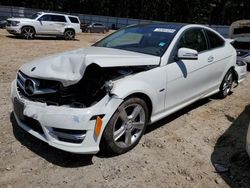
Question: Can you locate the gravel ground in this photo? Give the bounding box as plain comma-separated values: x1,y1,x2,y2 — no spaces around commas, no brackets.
0,29,250,188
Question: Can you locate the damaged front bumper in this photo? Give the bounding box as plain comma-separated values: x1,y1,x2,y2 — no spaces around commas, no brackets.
10,80,123,154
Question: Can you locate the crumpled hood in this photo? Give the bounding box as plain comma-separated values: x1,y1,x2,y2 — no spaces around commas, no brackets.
20,47,160,86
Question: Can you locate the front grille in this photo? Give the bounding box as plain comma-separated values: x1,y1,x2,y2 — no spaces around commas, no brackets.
21,116,44,134
16,71,61,104
6,20,11,26
16,69,107,108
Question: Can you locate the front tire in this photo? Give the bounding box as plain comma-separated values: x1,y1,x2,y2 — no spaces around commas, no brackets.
101,97,149,154
21,26,35,39
217,69,234,98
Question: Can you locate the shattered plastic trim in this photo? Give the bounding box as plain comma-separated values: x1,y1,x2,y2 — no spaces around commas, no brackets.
11,80,123,154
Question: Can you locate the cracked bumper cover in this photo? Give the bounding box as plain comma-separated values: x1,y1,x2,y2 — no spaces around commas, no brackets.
10,80,123,154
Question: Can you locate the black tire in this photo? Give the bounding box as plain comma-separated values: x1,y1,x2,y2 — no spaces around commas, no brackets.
101,97,149,154
247,64,250,71
217,69,234,99
64,29,75,40
21,26,35,39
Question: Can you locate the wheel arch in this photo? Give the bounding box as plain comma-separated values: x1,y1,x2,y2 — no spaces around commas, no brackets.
21,25,36,34
64,28,75,34
118,92,153,123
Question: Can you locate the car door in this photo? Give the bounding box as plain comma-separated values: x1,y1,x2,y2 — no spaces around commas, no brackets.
93,23,104,33
50,15,67,34
203,29,229,88
36,14,54,34
92,23,99,32
165,28,212,111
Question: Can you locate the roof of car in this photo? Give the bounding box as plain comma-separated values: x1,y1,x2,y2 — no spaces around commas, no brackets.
39,12,78,17
128,22,186,30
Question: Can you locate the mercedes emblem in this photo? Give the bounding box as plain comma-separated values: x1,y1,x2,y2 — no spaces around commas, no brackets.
24,79,35,96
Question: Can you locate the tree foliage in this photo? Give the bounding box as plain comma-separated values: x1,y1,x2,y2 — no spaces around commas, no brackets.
1,0,249,25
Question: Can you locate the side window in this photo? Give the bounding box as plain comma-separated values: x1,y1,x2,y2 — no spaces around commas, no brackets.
94,23,103,27
205,29,225,49
68,17,79,23
178,29,208,52
52,15,66,22
39,14,52,21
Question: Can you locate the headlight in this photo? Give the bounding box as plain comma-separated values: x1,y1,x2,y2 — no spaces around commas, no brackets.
105,80,113,94
11,21,20,26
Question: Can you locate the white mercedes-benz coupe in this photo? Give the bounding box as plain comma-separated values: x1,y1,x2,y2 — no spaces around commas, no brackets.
11,23,246,154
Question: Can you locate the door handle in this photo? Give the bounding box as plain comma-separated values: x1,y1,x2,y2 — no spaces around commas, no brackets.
208,56,214,62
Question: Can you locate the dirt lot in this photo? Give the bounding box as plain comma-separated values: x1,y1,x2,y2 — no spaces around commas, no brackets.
0,29,250,188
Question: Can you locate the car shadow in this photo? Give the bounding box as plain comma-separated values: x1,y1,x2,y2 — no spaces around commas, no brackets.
6,35,79,41
10,112,93,167
9,97,217,161
97,98,211,158
211,104,250,187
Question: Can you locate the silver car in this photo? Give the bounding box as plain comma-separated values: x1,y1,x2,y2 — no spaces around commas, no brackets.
86,23,109,33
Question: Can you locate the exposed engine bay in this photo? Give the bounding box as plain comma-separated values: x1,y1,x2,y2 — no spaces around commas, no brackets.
17,64,156,108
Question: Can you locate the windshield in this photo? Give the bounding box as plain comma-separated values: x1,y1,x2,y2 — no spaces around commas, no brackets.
93,24,179,56
30,13,41,20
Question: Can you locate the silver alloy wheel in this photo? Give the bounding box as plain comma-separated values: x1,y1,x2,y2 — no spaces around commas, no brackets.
22,27,34,39
113,104,146,148
64,30,75,40
222,71,233,96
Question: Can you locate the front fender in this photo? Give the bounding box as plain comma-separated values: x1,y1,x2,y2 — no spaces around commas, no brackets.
110,68,166,116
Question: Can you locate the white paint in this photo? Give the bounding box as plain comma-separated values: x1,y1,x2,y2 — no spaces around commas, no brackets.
11,24,247,154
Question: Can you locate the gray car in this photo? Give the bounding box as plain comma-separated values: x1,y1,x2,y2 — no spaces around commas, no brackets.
86,23,109,33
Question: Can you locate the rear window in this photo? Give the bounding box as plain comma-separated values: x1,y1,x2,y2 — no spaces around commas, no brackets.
233,27,250,34
232,41,250,50
52,15,66,22
69,16,79,23
205,29,225,49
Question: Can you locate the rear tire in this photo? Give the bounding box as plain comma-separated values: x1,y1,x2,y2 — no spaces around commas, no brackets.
101,97,148,154
21,26,35,39
217,69,234,98
64,29,75,40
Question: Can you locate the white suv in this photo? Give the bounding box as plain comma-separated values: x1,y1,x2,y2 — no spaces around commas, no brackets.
6,12,81,40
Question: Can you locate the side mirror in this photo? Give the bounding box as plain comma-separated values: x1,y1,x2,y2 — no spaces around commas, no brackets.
177,47,198,60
